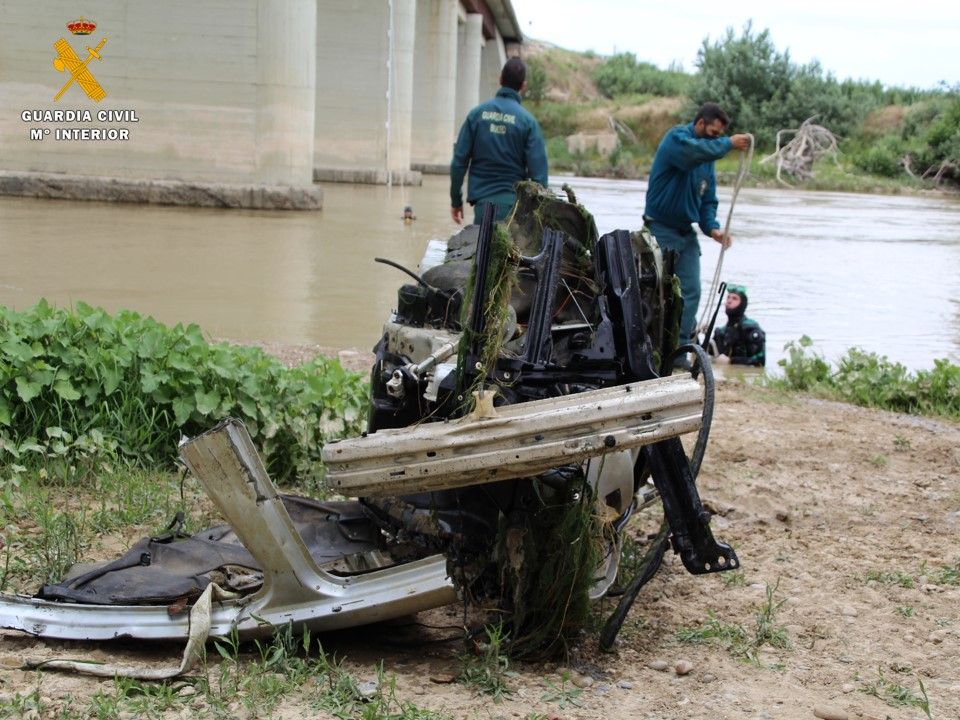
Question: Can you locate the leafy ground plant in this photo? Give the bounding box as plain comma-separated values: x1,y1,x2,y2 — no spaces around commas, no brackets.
865,569,915,588
0,301,368,485
540,670,583,710
459,623,515,701
861,667,932,717
769,337,960,419
677,578,790,664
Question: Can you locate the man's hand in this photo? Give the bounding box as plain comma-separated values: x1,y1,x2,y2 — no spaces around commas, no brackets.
730,134,751,151
451,206,464,225
711,228,732,248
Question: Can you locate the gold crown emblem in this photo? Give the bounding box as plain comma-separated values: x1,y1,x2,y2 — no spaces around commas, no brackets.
67,17,97,35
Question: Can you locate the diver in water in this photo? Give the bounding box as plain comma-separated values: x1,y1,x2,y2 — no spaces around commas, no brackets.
402,205,416,223
711,284,766,366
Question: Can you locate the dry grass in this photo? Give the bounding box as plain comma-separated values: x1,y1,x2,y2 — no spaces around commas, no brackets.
524,40,603,102
861,104,908,137
614,98,684,147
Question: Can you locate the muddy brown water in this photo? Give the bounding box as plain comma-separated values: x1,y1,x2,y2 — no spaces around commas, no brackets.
1,176,958,371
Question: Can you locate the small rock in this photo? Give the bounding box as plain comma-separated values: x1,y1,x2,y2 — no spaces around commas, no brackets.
927,629,947,644
674,660,694,676
841,683,855,693
712,515,731,529
647,659,669,671
775,509,790,522
813,705,848,720
357,680,379,699
750,583,766,590
177,685,196,698
429,671,457,684
701,673,716,684
595,683,611,694
413,687,426,696
841,606,858,618
572,672,593,688
617,680,633,689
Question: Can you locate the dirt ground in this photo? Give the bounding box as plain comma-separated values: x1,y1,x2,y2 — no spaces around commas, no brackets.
1,372,958,720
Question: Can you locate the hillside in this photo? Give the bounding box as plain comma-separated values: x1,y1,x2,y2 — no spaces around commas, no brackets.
521,37,960,192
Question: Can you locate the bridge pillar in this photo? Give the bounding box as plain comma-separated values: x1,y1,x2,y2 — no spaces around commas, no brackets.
255,0,317,186
411,0,458,173
0,0,321,209
479,31,507,102
313,0,420,185
455,13,484,128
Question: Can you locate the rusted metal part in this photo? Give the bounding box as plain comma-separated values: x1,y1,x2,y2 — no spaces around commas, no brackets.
0,418,455,641
323,374,703,497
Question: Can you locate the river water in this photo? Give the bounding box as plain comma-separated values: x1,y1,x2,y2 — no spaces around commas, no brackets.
1,176,958,372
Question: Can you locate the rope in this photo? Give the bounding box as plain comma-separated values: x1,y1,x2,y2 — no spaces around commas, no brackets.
696,134,754,338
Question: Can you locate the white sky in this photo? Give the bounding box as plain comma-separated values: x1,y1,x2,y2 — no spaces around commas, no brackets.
510,0,959,90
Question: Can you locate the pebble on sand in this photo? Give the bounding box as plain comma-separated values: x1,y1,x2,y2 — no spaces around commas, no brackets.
648,660,669,671
572,672,594,688
674,660,694,676
813,705,848,720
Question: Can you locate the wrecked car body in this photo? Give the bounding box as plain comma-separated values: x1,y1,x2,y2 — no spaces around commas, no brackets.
0,182,736,657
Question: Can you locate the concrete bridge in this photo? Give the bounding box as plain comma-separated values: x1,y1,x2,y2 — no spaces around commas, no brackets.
0,1,523,209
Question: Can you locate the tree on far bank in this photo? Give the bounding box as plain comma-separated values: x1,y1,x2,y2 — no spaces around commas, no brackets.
688,22,880,149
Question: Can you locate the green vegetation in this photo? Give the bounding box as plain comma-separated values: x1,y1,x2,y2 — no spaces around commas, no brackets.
861,668,933,717
676,579,789,663
526,28,959,190
862,558,960,591
0,625,454,719
865,569,914,588
594,52,692,99
458,623,514,701
539,671,583,709
721,570,747,588
0,301,368,486
0,463,213,593
769,336,960,419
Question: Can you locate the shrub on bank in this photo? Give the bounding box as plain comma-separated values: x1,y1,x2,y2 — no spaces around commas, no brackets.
770,336,960,419
0,301,368,484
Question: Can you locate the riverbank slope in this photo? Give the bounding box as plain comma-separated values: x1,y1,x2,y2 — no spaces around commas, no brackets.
1,368,957,719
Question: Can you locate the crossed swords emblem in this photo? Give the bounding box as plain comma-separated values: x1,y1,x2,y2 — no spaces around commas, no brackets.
52,36,107,102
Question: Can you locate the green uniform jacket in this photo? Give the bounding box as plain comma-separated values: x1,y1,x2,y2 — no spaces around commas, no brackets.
450,87,548,208
644,122,732,236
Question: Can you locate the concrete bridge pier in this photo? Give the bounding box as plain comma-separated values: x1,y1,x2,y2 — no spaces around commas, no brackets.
455,13,483,131
313,0,420,185
479,28,508,102
410,0,459,174
256,0,317,186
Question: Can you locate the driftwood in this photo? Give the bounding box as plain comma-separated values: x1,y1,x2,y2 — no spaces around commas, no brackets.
921,159,958,184
761,116,839,186
901,153,957,185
